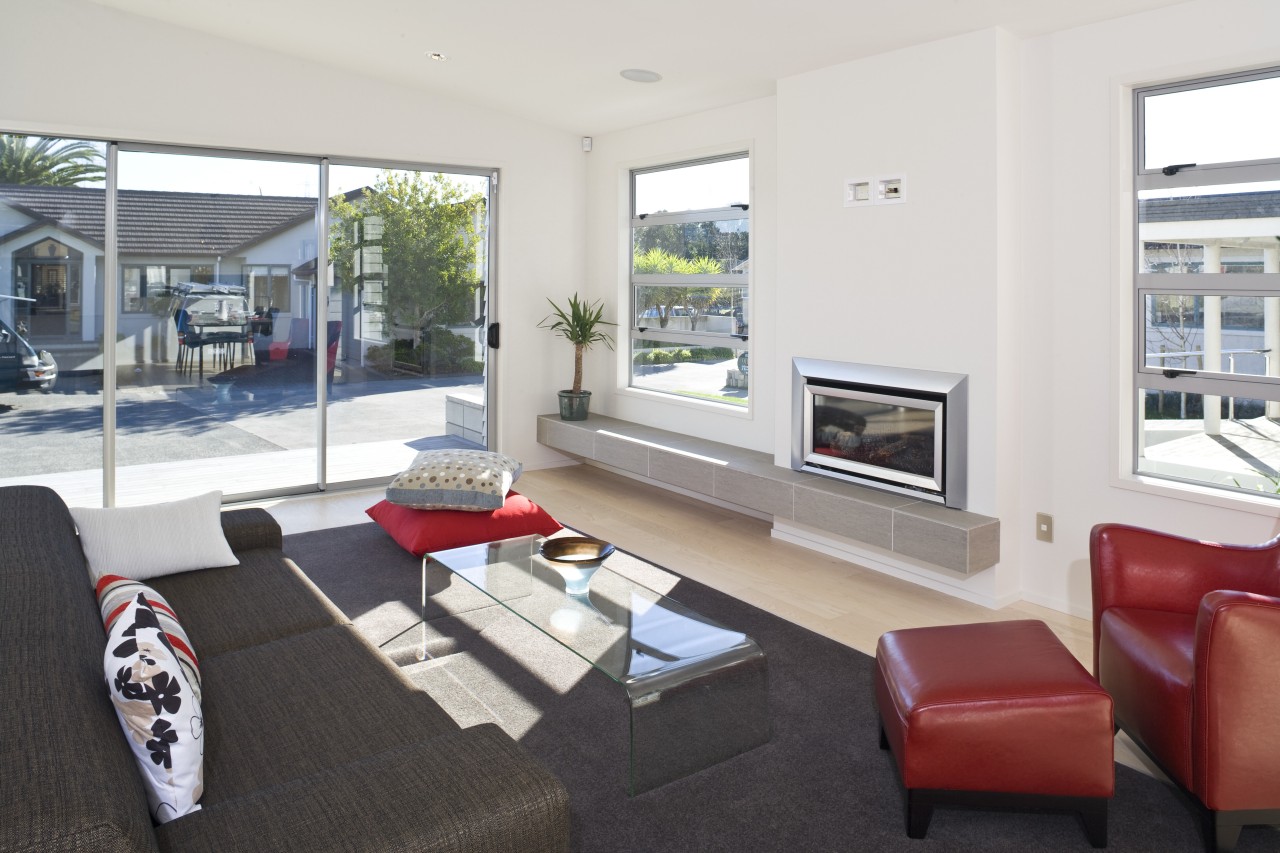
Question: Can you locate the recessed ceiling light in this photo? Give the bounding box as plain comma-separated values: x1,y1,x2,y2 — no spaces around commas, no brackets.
620,68,662,83
427,52,448,62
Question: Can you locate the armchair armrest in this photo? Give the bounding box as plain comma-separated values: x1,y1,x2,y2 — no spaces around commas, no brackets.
155,724,570,853
1192,590,1280,809
1089,523,1280,672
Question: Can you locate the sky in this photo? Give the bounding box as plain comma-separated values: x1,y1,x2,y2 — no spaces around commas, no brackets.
109,149,489,198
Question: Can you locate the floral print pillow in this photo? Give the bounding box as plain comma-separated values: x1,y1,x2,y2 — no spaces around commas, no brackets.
104,594,204,823
96,575,201,704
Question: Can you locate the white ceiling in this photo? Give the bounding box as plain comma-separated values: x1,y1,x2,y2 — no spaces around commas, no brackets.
89,0,1193,134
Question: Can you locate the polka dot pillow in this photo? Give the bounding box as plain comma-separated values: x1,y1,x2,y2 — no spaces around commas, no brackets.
386,450,522,512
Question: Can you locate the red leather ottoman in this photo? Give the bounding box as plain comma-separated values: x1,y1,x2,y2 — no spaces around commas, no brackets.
875,620,1114,847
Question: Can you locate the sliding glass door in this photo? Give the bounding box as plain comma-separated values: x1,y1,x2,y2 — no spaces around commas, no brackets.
112,148,321,502
324,163,492,483
1,135,495,507
0,135,106,505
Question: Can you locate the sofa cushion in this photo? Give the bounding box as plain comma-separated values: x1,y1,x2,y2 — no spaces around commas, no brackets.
155,725,571,853
105,594,205,824
197,624,459,803
367,492,563,557
387,449,523,511
98,575,201,703
72,491,239,581
149,551,348,658
1099,606,1196,787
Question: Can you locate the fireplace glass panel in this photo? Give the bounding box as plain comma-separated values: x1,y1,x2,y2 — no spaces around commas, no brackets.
810,396,936,479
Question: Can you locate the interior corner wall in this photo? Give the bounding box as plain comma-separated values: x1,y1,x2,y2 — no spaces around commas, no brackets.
0,0,584,471
1016,0,1280,618
583,97,778,453
776,29,1013,602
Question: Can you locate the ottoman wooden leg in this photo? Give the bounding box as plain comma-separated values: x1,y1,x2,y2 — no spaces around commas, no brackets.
905,790,934,839
1080,798,1108,849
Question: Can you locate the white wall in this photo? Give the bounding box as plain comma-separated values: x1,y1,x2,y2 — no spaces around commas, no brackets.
776,29,1020,603
1016,0,1280,617
588,4,1280,619
0,0,584,468
583,97,778,453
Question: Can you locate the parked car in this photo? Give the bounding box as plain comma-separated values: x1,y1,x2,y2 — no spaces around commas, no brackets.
0,318,57,391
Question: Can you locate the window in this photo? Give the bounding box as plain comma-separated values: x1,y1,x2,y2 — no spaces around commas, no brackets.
121,265,165,313
245,265,292,313
1134,67,1280,497
629,154,749,406
121,264,214,313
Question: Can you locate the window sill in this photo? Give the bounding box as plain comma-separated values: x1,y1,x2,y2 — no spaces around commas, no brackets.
1113,471,1280,518
618,385,753,418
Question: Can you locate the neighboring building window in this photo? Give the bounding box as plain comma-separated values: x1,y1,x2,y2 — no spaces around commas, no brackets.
629,154,750,407
245,265,291,313
121,265,165,313
121,264,214,313
1134,67,1280,496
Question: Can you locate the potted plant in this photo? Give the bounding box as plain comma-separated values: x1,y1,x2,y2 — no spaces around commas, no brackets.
539,293,615,420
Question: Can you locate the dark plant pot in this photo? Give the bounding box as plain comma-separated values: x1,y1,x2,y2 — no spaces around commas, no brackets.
558,390,591,421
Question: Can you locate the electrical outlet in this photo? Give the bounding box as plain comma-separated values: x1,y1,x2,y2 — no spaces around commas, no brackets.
1035,512,1054,543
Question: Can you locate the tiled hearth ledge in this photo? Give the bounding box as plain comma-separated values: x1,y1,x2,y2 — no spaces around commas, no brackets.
537,414,999,575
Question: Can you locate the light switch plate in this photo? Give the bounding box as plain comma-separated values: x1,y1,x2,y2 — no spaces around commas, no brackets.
844,177,873,207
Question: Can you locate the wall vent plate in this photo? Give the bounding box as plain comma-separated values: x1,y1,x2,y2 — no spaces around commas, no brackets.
844,178,873,207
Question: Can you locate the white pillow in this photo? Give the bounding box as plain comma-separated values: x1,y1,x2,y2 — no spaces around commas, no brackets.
71,491,239,581
105,594,204,823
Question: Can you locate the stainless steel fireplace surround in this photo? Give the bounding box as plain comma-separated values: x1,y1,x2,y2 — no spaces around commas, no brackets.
792,358,968,509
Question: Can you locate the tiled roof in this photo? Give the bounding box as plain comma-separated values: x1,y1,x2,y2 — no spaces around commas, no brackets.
1139,191,1280,223
0,184,316,255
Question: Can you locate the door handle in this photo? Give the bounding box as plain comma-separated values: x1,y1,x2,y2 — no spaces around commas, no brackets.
487,322,500,349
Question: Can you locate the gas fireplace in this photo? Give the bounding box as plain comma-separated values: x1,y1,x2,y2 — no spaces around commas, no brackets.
791,358,968,508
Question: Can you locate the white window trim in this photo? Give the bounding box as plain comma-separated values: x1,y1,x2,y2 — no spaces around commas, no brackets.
625,152,751,411
1115,64,1280,511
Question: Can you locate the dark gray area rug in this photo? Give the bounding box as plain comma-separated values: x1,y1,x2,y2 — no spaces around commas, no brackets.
283,522,1279,853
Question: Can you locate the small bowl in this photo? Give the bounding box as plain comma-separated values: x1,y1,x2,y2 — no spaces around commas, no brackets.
540,536,615,567
540,537,615,595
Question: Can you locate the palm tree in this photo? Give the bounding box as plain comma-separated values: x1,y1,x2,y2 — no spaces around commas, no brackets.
0,135,104,186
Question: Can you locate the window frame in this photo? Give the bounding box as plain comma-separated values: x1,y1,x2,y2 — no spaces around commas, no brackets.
245,263,292,313
1132,65,1280,496
627,152,751,407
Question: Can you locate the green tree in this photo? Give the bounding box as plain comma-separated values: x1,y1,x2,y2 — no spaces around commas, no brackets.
0,135,104,186
632,247,723,330
330,172,485,342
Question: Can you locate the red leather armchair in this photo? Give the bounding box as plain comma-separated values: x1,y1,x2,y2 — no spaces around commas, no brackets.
1090,523,1280,852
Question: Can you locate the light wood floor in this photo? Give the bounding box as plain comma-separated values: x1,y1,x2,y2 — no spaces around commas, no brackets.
256,461,1158,776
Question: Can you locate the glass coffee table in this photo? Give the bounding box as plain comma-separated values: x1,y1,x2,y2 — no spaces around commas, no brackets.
424,534,770,795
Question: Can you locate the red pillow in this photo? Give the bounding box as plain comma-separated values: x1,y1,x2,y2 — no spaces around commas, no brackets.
366,491,563,557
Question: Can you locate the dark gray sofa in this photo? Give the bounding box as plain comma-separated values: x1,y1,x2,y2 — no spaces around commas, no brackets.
0,484,570,853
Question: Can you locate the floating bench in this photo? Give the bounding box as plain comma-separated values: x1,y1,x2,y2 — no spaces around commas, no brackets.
537,413,999,575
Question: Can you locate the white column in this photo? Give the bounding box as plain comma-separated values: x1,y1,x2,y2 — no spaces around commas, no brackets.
1266,245,1280,418
1203,244,1222,435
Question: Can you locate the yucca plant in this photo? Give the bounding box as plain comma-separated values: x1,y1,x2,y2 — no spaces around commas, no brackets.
539,294,615,394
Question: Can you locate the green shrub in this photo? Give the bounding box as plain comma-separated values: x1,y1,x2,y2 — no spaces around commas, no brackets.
650,350,673,365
